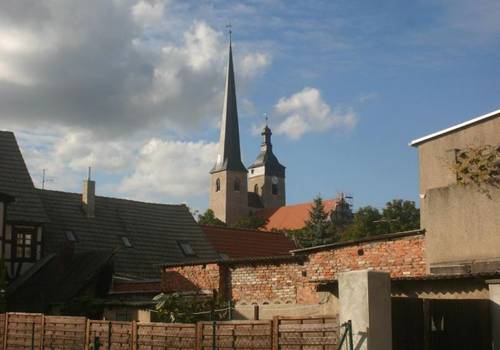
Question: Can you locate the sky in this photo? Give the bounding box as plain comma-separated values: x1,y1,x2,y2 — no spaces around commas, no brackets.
0,0,499,213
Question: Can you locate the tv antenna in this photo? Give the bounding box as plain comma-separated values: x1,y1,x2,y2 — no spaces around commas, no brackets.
41,169,55,189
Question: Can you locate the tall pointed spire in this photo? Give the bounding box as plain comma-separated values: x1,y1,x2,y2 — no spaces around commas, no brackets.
211,36,247,174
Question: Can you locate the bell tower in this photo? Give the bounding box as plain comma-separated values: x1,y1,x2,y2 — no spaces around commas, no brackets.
248,123,286,209
209,36,248,225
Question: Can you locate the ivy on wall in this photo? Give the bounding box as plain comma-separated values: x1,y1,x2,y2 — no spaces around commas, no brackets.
453,144,500,197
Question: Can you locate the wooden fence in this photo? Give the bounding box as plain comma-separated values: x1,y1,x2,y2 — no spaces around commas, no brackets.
0,313,338,350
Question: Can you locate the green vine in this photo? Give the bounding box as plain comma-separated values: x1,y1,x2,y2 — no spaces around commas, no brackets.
452,144,500,197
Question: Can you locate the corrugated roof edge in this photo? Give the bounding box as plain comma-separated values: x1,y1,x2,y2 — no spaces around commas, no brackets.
161,254,303,268
409,109,500,147
291,229,425,254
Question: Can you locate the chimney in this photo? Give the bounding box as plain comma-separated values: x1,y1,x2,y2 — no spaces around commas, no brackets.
82,167,95,218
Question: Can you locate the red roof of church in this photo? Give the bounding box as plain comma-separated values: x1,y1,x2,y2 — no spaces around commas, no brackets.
201,225,297,259
256,199,339,231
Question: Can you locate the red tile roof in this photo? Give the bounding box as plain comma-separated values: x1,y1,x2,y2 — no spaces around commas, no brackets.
256,199,338,231
201,225,298,259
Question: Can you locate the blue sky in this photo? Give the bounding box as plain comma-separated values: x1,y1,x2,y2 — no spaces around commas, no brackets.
1,0,499,212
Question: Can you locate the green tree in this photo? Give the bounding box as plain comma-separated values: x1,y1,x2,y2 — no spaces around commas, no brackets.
197,209,226,227
304,195,333,245
343,206,383,240
153,293,230,323
232,213,268,230
382,199,420,232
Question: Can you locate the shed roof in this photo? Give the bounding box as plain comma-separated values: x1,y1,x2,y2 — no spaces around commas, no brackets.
201,225,297,259
0,131,48,223
38,189,219,279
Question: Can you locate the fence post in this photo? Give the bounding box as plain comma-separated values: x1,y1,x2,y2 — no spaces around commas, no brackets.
3,313,9,350
227,300,232,321
253,305,259,320
107,322,112,350
39,314,44,350
31,322,35,350
132,321,137,350
272,316,279,350
84,319,90,350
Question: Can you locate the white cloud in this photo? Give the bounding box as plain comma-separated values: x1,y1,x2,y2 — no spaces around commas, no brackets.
273,87,357,139
18,127,217,204
0,0,271,138
118,139,217,199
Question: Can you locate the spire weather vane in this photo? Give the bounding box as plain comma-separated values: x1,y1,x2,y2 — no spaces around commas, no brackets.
226,22,232,42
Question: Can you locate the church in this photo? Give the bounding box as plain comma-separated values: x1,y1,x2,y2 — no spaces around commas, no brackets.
208,39,286,225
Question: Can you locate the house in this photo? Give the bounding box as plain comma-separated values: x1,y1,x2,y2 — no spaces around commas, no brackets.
0,131,48,280
0,130,221,316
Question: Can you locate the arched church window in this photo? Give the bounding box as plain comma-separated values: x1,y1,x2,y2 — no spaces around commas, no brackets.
254,184,259,194
215,178,220,192
272,184,278,195
234,179,241,192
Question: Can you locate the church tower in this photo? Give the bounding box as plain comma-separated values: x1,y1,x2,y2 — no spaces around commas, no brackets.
209,38,248,225
248,123,286,209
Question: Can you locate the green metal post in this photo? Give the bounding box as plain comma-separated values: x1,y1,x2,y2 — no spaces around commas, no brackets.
227,300,232,321
348,320,354,350
94,336,101,350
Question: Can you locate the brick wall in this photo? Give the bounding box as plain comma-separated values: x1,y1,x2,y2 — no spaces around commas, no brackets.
161,264,220,293
162,233,426,304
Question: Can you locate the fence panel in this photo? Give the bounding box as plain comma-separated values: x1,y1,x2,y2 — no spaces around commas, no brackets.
136,322,196,350
274,316,339,350
88,321,133,350
4,312,44,350
43,316,86,350
198,320,273,350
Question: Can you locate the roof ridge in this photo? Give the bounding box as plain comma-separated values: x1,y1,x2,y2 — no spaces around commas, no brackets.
201,224,284,235
38,188,186,207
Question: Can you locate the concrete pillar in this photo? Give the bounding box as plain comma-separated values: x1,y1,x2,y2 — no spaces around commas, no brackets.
338,269,392,350
488,280,500,350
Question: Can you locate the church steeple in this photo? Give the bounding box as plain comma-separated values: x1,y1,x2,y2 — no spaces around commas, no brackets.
209,35,249,225
210,40,246,174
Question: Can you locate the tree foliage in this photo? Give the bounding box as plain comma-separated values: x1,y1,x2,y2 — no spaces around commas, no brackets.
153,293,230,323
232,213,268,230
197,209,226,227
343,200,420,240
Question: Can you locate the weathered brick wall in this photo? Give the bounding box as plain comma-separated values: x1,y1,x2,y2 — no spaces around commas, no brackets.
306,234,426,281
230,261,305,303
161,233,426,305
228,234,425,304
161,264,220,293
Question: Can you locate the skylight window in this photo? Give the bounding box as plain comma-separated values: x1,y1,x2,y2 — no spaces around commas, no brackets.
120,236,132,248
65,230,77,242
178,241,196,257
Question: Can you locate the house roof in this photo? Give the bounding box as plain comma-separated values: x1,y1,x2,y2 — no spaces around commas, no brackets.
201,225,297,259
7,249,113,312
256,199,339,231
410,109,500,147
38,189,219,279
0,131,48,223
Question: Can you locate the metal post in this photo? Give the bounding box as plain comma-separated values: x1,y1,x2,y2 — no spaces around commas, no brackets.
227,300,232,321
348,320,353,350
31,322,35,350
93,336,101,350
